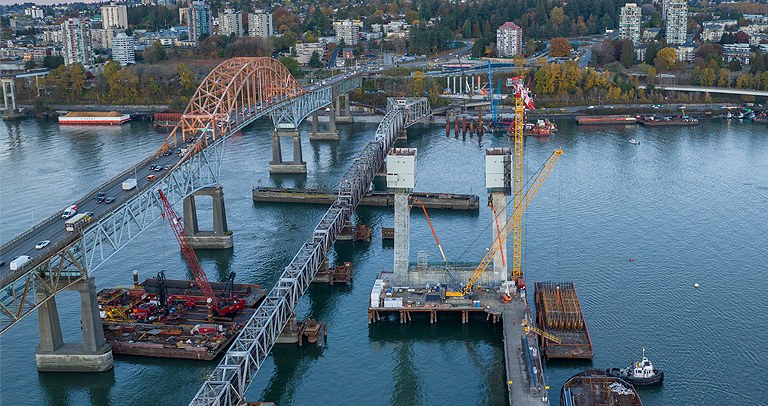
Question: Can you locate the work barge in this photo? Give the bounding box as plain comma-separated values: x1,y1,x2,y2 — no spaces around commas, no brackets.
97,275,266,360
535,281,593,360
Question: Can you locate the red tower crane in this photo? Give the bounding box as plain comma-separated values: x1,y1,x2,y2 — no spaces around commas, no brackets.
157,189,245,317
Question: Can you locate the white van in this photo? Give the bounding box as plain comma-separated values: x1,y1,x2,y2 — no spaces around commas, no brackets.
62,204,78,219
10,255,32,271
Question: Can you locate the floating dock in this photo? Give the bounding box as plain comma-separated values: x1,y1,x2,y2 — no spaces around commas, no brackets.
534,281,593,359
253,188,480,211
561,370,642,406
368,272,549,403
98,277,266,360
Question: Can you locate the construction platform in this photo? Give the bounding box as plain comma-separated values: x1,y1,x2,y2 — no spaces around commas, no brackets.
534,281,593,360
367,272,549,404
252,187,480,211
561,370,642,406
98,277,266,360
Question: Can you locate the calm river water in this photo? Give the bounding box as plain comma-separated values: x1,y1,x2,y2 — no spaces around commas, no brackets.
1,116,766,405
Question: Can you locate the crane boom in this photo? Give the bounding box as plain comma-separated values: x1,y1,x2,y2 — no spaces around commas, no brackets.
447,149,563,297
158,189,215,300
413,196,448,266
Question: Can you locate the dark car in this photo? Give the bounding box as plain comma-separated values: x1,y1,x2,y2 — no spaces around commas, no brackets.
104,197,115,204
0,260,6,267
95,192,107,203
162,150,172,156
149,164,157,170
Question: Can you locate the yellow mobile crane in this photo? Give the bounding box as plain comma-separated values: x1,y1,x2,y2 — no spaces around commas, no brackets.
446,149,563,297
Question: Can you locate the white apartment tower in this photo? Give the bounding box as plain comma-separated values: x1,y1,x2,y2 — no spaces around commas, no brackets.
619,3,642,44
496,22,522,57
219,9,243,36
25,6,44,19
111,32,136,66
61,18,94,66
101,2,128,30
249,10,273,38
334,20,360,45
665,0,688,45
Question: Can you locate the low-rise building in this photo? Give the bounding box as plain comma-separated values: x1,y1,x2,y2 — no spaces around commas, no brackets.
723,43,750,64
674,44,697,62
293,41,326,65
642,28,661,42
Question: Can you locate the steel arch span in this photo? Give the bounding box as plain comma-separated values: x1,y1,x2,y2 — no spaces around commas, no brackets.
164,57,305,151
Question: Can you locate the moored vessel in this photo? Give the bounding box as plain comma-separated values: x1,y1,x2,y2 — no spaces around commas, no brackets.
58,111,130,125
639,115,698,126
561,370,643,406
576,115,637,125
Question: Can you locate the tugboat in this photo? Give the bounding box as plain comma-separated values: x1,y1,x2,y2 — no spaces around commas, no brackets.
606,349,664,386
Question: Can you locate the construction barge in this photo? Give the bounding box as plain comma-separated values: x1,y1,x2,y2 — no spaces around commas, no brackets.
576,115,637,125
534,281,593,359
98,275,266,360
561,370,642,406
253,187,480,211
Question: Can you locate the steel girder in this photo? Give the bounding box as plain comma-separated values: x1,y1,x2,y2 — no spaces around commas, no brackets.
190,98,430,406
270,76,362,129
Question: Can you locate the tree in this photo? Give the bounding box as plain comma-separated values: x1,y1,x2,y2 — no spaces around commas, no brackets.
69,64,86,97
24,60,36,70
549,37,572,57
410,71,426,96
654,47,678,71
143,41,167,64
550,6,565,34
280,56,301,77
42,55,64,69
618,39,634,68
308,51,323,68
735,31,750,44
177,63,196,96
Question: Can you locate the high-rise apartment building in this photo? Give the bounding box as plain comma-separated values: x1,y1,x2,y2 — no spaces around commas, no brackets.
61,18,94,66
187,1,212,45
248,10,273,38
665,0,688,45
496,22,522,57
111,32,135,66
24,6,44,19
619,3,642,44
101,2,128,30
219,9,243,36
333,20,360,46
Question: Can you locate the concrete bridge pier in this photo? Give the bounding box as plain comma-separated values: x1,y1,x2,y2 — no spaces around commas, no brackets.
270,129,307,174
35,277,114,372
335,94,353,123
309,106,339,141
183,186,234,249
1,77,16,111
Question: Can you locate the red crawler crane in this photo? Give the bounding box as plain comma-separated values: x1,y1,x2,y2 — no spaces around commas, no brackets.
157,189,245,317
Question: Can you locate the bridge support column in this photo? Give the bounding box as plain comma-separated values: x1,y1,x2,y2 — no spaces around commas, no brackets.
36,277,114,372
183,186,233,249
269,129,307,174
1,77,16,111
309,108,339,141
335,94,353,123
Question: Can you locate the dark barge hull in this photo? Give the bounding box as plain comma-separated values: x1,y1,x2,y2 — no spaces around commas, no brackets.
534,281,594,359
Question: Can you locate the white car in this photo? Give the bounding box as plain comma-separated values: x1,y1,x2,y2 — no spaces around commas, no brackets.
35,240,51,250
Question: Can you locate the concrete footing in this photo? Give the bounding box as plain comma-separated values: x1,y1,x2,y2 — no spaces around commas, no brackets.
183,186,233,249
270,129,307,174
35,277,114,372
335,94,354,123
277,317,299,344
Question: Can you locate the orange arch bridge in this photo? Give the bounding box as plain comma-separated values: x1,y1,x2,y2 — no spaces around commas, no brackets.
162,57,361,156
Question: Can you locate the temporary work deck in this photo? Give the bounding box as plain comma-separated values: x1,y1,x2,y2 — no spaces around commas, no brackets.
253,187,480,210
368,272,548,404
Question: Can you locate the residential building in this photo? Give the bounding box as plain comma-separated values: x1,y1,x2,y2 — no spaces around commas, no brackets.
90,28,114,49
249,10,273,38
619,3,642,45
43,28,62,44
101,2,128,30
723,43,750,64
642,27,661,42
333,20,361,45
665,0,687,45
496,22,522,57
293,41,326,65
111,32,135,65
179,7,188,25
750,33,768,47
674,44,697,62
61,18,94,66
24,6,44,19
701,22,724,43
187,1,212,45
10,15,35,31
218,9,243,37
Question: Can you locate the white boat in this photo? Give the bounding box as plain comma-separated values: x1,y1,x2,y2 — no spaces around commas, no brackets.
629,139,640,145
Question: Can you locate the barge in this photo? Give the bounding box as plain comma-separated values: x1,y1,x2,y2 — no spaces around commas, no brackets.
576,115,637,125
534,281,593,359
639,115,698,126
561,370,642,406
98,275,266,360
58,111,131,125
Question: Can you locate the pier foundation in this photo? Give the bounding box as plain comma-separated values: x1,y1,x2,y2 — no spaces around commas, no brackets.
335,94,353,123
35,277,114,372
269,129,307,174
183,186,233,249
309,108,339,141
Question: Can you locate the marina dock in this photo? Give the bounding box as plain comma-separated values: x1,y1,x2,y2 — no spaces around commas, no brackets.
253,187,480,210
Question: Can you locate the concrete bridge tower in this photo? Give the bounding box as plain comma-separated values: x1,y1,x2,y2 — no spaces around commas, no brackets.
387,148,417,284
485,148,512,284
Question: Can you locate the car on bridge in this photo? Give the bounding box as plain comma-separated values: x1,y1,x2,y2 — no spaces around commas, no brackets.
62,204,78,218
95,192,107,203
35,240,50,250
104,197,115,204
